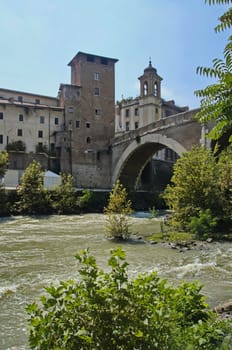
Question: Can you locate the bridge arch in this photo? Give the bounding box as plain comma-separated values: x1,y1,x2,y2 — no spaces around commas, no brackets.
112,133,187,189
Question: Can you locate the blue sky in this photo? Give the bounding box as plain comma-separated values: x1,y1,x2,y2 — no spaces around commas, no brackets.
0,0,229,109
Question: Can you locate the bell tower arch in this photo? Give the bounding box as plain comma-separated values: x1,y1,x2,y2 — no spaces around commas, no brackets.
138,60,163,124
139,59,162,98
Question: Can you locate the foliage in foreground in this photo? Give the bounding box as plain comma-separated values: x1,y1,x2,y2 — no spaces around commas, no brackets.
27,247,231,350
104,180,133,240
195,0,232,143
163,146,232,238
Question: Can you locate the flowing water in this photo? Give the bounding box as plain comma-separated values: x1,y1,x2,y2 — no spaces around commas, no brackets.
0,214,232,350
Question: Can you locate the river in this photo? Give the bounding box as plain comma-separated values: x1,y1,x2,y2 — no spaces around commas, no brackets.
0,214,232,350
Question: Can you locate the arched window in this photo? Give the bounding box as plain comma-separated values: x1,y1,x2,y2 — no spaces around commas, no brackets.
143,82,148,96
154,82,158,96
86,136,91,144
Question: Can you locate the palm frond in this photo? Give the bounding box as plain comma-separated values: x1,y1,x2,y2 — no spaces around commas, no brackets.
205,0,231,4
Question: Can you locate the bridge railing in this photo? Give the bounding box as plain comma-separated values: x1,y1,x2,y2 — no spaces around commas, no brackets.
112,108,200,144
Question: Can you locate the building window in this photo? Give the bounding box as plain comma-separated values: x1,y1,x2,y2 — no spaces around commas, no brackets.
95,109,101,116
94,72,100,80
165,148,175,161
18,129,23,136
135,108,139,116
35,99,40,104
86,136,91,144
94,87,100,96
54,117,59,125
87,55,94,62
0,112,3,120
86,122,90,128
126,122,130,131
0,135,3,144
143,82,148,96
40,116,45,124
38,130,43,138
154,82,158,96
155,107,159,114
135,122,139,129
50,143,55,153
18,96,23,102
76,120,80,128
100,57,108,65
125,109,130,117
68,106,74,113
19,114,24,122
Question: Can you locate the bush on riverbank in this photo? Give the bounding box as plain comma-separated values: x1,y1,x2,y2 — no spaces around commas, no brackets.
0,184,163,217
163,145,232,240
27,247,232,349
104,181,133,240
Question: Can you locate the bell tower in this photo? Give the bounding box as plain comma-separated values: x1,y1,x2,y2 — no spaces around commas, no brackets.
139,59,162,98
138,60,163,123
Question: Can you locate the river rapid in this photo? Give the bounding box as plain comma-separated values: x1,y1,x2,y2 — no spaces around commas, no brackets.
0,214,232,350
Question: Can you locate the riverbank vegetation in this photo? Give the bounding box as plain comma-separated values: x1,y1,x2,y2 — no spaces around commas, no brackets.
27,247,231,349
0,158,163,217
0,146,231,244
163,145,232,241
104,180,133,240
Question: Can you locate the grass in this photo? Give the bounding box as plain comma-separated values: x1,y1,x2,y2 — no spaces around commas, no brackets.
147,231,194,244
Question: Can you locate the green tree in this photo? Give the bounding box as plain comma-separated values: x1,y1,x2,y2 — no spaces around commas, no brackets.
187,209,218,240
163,145,232,237
163,146,220,231
77,189,94,212
104,180,132,240
195,0,232,143
51,173,77,214
27,247,231,350
0,151,9,216
217,144,232,227
0,151,8,177
17,160,50,214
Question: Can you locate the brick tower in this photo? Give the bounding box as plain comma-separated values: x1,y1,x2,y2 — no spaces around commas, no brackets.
58,52,118,188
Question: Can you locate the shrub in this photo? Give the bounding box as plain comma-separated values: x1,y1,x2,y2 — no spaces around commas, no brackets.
51,173,77,214
0,151,8,177
77,189,94,211
163,145,232,237
35,143,48,154
27,248,231,350
187,209,218,240
104,181,132,240
217,145,232,229
163,146,220,231
6,140,26,152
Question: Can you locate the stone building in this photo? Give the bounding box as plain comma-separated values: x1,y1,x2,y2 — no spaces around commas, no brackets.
0,52,189,189
58,52,118,187
0,89,63,172
0,52,118,188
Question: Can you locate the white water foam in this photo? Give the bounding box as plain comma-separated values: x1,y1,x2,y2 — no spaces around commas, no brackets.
169,260,217,279
0,285,17,299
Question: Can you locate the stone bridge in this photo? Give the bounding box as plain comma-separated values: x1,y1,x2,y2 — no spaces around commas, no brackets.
110,108,209,189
